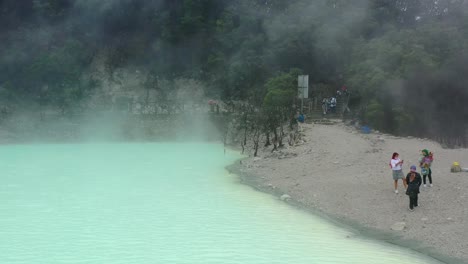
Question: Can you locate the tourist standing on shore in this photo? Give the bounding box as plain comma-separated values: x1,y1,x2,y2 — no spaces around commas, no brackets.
419,149,433,187
297,112,305,132
390,152,407,194
321,97,328,115
406,165,422,211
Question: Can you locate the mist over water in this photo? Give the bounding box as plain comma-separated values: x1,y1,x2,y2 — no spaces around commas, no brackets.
0,143,442,263
0,109,223,144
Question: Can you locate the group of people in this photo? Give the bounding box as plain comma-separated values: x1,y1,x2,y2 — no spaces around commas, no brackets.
321,96,337,115
320,85,351,116
390,149,434,211
336,85,349,97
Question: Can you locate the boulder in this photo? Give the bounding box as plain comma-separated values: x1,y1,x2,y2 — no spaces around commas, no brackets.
451,165,462,173
391,222,406,231
280,194,291,201
451,162,462,173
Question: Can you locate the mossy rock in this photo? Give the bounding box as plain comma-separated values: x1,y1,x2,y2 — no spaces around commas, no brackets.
451,165,461,173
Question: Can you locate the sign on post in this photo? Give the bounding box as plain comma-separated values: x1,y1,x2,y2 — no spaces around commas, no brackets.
298,75,309,99
298,75,309,113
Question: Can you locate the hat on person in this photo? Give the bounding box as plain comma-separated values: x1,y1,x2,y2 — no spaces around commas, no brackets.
410,165,417,171
422,149,429,156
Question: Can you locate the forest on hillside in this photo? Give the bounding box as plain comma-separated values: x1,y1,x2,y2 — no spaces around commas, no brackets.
1,0,468,145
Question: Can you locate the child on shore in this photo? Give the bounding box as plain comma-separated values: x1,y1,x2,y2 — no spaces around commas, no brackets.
406,165,422,211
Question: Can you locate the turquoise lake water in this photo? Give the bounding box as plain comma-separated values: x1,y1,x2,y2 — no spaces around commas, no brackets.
0,143,442,263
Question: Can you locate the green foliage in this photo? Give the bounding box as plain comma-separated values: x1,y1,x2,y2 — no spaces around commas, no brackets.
33,0,71,21
263,69,302,108
392,106,414,135
1,0,468,144
364,99,384,130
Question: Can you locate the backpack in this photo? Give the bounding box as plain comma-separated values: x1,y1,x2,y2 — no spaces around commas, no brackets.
421,167,429,175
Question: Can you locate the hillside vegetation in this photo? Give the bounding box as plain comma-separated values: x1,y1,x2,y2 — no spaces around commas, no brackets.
1,0,467,145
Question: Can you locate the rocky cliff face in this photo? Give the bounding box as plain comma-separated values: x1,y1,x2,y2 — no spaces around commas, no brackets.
0,58,224,143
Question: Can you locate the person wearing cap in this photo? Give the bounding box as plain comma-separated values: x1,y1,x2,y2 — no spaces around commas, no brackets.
406,165,422,211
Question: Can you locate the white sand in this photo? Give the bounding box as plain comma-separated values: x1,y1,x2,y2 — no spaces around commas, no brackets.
238,122,468,263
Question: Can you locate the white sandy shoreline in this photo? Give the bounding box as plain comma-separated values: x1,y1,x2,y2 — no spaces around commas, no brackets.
229,122,468,264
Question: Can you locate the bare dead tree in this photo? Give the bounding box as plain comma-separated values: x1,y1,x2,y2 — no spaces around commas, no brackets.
272,127,278,152
252,113,263,157
264,132,271,147
240,104,253,154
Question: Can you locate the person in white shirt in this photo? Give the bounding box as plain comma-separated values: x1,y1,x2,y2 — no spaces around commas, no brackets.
390,152,407,194
330,97,337,113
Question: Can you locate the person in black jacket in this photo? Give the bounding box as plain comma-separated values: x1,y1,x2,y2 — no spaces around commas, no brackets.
406,165,422,211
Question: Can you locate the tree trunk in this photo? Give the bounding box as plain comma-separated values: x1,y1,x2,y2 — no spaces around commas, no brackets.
265,132,271,146
243,126,247,147
272,128,278,152
253,128,260,157
278,124,284,148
